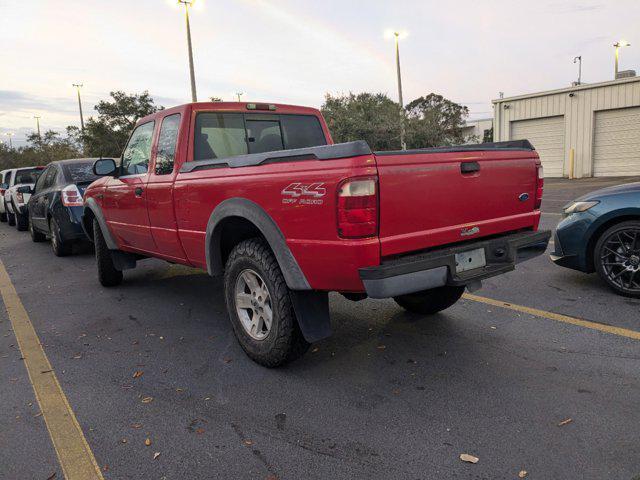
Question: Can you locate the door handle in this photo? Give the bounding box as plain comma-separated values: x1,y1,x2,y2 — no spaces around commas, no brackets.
135,187,144,197
461,161,480,174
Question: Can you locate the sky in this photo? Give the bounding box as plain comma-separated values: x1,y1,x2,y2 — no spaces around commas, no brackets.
1,0,639,147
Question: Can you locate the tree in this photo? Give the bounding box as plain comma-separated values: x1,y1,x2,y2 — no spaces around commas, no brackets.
0,130,80,169
405,93,469,148
73,91,161,157
483,126,494,143
321,93,403,150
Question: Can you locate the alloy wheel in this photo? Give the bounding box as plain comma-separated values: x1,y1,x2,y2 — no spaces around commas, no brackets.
599,227,640,294
234,269,273,340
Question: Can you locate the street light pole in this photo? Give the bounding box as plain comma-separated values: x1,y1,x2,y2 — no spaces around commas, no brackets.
72,83,85,131
34,116,41,137
393,32,407,150
236,92,244,102
5,132,14,148
179,0,198,102
613,40,630,79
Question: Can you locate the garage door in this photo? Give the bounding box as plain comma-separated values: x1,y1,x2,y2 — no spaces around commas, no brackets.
510,116,565,177
593,107,640,176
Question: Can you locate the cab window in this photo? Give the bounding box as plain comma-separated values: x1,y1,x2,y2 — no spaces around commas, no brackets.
122,122,155,176
155,114,181,175
194,113,247,160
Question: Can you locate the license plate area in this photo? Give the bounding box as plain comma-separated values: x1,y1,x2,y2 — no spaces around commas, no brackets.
455,248,486,273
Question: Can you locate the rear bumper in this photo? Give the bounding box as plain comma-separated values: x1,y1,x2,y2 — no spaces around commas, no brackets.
359,230,551,299
56,206,88,241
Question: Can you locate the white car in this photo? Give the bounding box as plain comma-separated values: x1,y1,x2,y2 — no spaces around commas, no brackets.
4,166,45,230
0,169,12,223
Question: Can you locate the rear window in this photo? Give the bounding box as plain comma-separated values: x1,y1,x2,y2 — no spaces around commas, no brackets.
62,162,101,183
14,168,42,185
194,113,326,161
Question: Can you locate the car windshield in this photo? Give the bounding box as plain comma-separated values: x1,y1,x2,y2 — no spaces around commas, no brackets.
62,161,100,183
14,168,42,184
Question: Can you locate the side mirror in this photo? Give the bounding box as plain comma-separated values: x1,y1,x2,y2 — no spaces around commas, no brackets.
93,158,117,176
17,185,33,194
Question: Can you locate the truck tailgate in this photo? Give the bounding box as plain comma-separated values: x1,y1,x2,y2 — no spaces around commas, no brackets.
375,149,541,257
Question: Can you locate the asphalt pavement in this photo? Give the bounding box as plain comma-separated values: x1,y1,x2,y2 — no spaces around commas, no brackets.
1,176,640,480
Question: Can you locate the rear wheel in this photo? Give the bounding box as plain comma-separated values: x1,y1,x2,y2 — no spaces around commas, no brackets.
93,218,122,287
7,211,15,226
394,285,465,314
29,216,46,242
50,217,72,256
15,212,28,231
224,238,309,367
594,221,640,298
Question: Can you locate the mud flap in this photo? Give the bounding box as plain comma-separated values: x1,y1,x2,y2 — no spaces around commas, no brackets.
111,250,137,271
289,290,332,343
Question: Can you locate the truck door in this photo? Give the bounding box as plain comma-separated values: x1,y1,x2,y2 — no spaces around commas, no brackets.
145,112,188,261
104,121,156,251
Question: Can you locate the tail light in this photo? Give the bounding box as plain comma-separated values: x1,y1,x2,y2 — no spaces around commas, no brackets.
337,177,378,238
534,164,544,209
0,189,5,196
16,192,24,203
62,184,83,207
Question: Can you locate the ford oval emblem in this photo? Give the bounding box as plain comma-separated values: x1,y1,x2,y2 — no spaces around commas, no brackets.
518,193,530,202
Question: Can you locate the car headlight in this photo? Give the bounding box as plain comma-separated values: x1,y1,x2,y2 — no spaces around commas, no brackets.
564,200,599,215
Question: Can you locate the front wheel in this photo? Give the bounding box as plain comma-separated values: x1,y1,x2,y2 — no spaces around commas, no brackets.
0,211,6,222
15,212,28,231
7,212,15,226
29,217,46,242
224,238,309,367
93,218,122,287
394,285,465,314
594,220,640,298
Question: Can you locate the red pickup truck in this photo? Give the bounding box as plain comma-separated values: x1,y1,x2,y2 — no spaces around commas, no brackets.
83,101,550,366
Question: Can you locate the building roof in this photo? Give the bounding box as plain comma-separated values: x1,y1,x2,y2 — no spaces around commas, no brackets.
492,75,640,104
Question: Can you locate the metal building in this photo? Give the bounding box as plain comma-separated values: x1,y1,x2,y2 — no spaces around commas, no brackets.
492,76,640,177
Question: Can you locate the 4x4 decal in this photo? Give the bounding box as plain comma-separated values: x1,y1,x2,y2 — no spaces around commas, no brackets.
281,182,326,205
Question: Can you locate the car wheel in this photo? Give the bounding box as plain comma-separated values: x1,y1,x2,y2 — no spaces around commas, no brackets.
7,212,15,226
394,285,465,314
594,220,640,298
16,212,28,231
93,218,123,287
50,217,72,256
29,216,46,242
0,211,6,222
224,238,309,367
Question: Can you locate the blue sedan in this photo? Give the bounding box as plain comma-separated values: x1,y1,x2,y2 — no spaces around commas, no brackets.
551,181,640,297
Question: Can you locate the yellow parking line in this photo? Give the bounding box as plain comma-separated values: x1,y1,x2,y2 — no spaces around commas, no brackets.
0,260,104,480
464,293,640,340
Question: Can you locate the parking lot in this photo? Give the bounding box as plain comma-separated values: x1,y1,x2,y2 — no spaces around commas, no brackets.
1,176,639,480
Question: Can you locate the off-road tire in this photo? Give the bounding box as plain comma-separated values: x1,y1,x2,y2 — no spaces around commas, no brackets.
224,238,309,367
15,212,28,231
93,218,123,287
394,285,465,314
29,216,46,242
50,217,72,256
7,212,15,226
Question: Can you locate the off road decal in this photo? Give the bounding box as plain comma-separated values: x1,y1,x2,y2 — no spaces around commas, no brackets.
281,182,327,205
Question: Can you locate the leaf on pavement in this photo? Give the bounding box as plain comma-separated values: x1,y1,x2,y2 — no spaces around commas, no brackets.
145,438,152,446
377,345,386,350
153,452,161,460
131,423,143,429
243,439,254,446
518,470,528,478
459,453,479,464
141,396,154,403
195,428,205,435
133,371,144,378
558,418,572,427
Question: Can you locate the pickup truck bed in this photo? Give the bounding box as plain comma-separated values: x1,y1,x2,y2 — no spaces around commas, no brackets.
82,101,549,367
